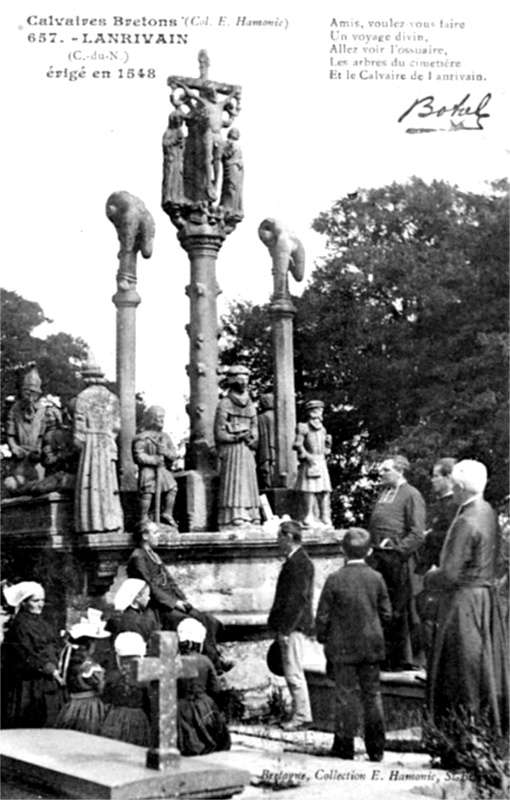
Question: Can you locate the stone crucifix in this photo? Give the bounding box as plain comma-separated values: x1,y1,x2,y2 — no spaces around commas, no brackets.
162,53,244,498
131,631,197,770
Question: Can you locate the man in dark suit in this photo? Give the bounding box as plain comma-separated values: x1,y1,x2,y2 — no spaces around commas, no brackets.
127,520,232,673
267,520,315,731
367,455,426,670
316,528,392,761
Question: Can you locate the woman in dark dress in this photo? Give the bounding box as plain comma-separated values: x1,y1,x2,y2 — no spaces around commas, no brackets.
176,618,231,756
54,610,110,735
2,581,66,728
101,632,151,747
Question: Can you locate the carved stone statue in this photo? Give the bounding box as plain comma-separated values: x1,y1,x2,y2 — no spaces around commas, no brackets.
220,127,244,219
293,400,332,529
257,218,306,300
73,358,124,533
105,191,155,290
4,368,54,491
167,51,242,208
214,366,260,530
256,393,276,490
162,106,185,208
132,406,179,529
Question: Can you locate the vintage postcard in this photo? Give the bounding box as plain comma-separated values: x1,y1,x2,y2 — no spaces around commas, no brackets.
2,0,508,797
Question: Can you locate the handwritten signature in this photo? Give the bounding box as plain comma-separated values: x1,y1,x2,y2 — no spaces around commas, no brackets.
398,93,491,133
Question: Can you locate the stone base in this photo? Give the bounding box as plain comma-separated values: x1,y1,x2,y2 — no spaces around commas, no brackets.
262,488,298,519
306,664,426,734
0,730,249,800
175,470,219,533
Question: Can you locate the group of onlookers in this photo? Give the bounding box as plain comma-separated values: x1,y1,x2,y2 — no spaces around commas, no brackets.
267,456,508,766
1,456,508,769
1,520,233,757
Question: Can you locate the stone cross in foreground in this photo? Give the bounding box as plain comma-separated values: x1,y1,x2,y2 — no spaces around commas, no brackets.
132,631,197,770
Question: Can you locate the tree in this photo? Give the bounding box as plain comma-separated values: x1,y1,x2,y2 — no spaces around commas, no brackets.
1,289,89,431
219,178,509,518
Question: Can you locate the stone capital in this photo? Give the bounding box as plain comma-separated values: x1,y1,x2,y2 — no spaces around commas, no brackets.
111,287,142,307
269,297,297,317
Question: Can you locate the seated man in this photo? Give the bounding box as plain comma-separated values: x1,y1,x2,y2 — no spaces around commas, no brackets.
126,520,232,674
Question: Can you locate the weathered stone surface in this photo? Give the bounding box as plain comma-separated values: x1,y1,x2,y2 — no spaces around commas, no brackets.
0,730,249,799
162,54,243,490
107,191,155,493
258,218,306,490
73,360,124,533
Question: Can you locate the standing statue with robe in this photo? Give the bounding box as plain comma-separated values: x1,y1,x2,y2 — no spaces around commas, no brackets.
214,366,260,530
73,359,123,533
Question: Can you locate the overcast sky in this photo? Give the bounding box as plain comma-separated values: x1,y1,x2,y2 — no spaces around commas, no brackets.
3,0,507,441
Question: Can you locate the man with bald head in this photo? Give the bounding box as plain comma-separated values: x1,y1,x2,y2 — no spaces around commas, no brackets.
425,460,509,765
132,405,178,528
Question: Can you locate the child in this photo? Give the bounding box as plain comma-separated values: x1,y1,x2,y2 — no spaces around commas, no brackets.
315,528,392,762
110,578,160,643
101,632,151,747
176,618,231,756
1,581,65,728
54,609,110,735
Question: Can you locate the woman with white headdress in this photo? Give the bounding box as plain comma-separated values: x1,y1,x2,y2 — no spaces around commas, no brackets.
1,581,66,728
54,610,111,735
176,617,231,756
100,632,151,747
109,578,159,643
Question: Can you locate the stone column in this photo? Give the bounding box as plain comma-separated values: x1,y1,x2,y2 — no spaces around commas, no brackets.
180,227,225,473
270,298,298,488
258,218,305,492
162,53,244,530
106,191,155,492
112,280,140,491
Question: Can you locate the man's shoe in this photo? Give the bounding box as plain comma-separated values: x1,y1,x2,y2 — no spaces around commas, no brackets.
217,659,234,674
368,753,384,762
329,748,354,759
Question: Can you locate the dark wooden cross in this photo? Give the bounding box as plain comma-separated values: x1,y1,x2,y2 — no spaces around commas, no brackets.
131,631,198,770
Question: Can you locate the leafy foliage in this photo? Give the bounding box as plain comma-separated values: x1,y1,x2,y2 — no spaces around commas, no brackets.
220,179,509,518
1,289,89,433
423,710,510,798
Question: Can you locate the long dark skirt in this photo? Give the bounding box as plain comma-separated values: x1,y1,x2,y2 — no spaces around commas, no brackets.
101,706,151,747
54,692,106,735
177,693,231,756
2,673,65,728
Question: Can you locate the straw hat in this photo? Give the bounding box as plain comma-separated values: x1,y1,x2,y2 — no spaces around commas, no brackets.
69,608,110,640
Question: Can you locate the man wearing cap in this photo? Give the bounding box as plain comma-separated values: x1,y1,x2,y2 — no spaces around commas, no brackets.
5,367,56,490
293,400,332,528
214,365,260,530
132,405,179,528
268,520,315,731
426,460,509,764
